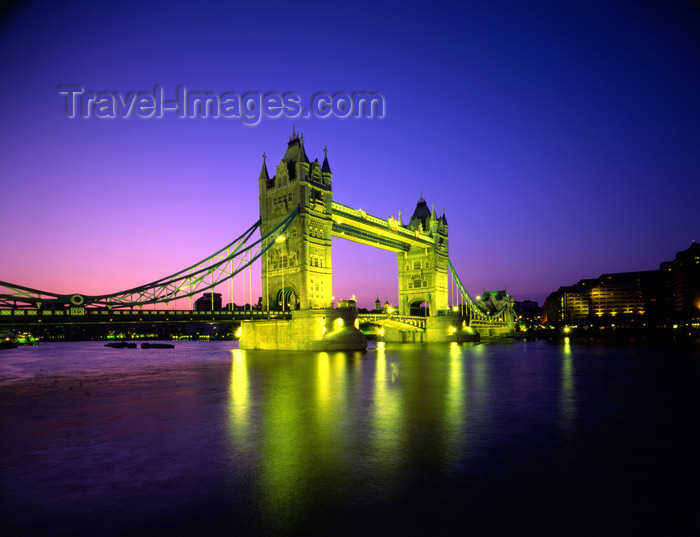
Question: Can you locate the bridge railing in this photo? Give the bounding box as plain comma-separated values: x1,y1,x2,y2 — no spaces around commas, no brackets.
357,312,427,331
0,308,292,321
1,307,507,323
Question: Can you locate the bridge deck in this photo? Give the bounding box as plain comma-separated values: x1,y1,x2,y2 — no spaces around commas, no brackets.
358,313,427,332
0,309,290,324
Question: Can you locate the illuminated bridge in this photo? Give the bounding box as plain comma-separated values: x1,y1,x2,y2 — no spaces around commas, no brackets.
0,130,514,345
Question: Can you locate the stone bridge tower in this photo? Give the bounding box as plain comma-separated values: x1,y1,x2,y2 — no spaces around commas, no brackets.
258,129,333,310
397,196,449,316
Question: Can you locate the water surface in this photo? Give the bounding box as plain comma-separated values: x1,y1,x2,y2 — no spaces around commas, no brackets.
1,340,698,536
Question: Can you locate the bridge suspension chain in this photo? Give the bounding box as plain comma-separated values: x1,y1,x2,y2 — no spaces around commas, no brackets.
448,259,509,321
0,208,300,310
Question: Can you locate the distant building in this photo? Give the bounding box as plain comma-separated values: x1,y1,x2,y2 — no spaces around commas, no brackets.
588,271,663,319
194,292,222,311
543,286,588,325
668,242,700,323
514,300,541,326
543,242,699,330
544,272,665,328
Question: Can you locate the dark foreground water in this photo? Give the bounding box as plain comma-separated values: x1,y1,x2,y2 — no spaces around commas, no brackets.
1,339,699,536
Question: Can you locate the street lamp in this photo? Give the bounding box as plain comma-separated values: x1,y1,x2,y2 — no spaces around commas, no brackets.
265,238,269,311
276,235,286,311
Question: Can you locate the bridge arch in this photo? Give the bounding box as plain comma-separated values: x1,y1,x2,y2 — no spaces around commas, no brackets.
274,285,298,311
408,298,430,317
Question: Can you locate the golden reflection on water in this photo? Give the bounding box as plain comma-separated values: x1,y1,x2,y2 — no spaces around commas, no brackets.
316,351,331,408
226,345,471,530
227,349,249,450
560,337,576,439
563,336,571,355
372,343,403,473
314,352,348,463
469,342,488,416
446,343,466,450
249,351,356,531
256,356,311,530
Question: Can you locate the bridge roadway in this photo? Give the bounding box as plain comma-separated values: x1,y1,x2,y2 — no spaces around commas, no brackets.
357,313,514,336
357,313,426,332
0,308,291,326
0,308,432,330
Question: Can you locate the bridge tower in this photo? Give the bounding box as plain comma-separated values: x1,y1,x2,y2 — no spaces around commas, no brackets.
397,196,449,316
258,128,333,311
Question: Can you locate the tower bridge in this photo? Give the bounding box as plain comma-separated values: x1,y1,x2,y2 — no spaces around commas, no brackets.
0,130,515,349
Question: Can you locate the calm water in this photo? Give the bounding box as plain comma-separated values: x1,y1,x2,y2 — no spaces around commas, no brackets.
1,340,699,536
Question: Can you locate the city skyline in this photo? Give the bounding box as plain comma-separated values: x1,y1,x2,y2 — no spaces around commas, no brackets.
1,0,699,309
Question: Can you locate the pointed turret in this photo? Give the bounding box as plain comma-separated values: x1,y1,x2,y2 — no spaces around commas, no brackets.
321,145,332,186
259,152,270,180
298,135,310,164
410,194,431,231
429,203,439,233
322,146,332,173
282,126,310,164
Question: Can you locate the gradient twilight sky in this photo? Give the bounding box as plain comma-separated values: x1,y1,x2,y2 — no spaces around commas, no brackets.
1,0,698,309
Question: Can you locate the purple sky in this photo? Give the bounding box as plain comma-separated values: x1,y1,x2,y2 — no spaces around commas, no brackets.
1,0,698,309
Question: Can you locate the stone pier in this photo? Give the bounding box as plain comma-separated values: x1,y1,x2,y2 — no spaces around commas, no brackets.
238,307,367,351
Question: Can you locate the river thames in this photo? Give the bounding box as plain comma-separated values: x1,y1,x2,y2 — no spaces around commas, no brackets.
1,339,698,536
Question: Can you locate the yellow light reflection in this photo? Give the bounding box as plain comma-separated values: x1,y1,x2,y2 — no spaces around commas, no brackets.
471,342,486,392
257,351,351,532
317,351,331,407
560,338,576,442
259,361,308,530
372,342,403,472
314,351,345,466
227,349,250,451
446,342,466,457
463,343,489,423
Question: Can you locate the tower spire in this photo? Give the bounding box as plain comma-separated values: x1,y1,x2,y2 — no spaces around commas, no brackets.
259,151,269,180
322,145,332,174
289,124,300,142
